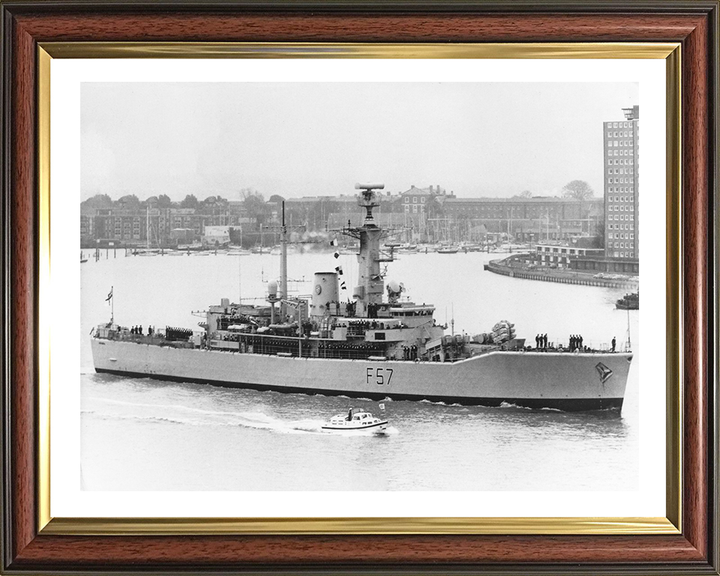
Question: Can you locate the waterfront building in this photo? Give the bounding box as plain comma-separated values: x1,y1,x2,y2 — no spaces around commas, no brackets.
80,185,608,249
441,196,603,242
81,205,232,248
604,105,639,259
392,185,446,240
535,244,604,268
285,193,401,231
399,185,447,215
508,243,637,276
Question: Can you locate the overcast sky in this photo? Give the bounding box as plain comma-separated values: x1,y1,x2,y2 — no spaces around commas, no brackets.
81,82,637,201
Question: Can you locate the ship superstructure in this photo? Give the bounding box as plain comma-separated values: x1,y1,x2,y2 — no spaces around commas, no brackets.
92,184,633,411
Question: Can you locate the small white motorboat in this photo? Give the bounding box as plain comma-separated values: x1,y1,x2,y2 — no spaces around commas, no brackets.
322,408,388,433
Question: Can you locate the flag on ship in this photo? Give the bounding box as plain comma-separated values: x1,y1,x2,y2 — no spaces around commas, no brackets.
105,287,113,303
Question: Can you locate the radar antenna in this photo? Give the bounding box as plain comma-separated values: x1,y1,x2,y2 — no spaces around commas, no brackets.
354,183,385,224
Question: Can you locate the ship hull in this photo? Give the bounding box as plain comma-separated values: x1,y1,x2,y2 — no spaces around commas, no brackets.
91,339,631,411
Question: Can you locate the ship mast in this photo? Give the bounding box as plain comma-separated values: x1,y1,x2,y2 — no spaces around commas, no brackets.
280,201,288,320
342,183,392,318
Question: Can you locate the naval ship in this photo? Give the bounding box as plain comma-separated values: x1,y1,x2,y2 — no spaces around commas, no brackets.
91,184,632,411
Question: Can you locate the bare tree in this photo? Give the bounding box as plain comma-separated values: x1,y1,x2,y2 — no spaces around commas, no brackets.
240,187,260,201
242,192,273,228
561,180,594,200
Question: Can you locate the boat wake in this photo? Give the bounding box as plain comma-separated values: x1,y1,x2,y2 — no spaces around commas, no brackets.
82,401,401,436
499,401,533,410
80,402,348,436
81,409,195,427
419,399,463,407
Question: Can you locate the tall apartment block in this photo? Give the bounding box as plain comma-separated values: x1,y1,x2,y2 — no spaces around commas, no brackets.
603,105,639,260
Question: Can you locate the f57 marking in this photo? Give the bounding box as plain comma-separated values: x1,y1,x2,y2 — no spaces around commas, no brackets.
366,367,394,386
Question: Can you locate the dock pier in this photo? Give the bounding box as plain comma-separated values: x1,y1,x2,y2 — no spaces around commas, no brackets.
484,259,638,289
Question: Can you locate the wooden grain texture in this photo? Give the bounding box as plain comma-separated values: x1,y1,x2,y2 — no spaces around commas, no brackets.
2,4,717,573
13,12,703,42
10,15,37,562
681,8,710,561
10,534,707,567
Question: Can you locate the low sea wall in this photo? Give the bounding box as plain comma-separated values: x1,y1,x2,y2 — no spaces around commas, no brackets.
485,259,638,289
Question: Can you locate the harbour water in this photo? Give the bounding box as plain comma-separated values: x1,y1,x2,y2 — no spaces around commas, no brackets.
81,249,639,491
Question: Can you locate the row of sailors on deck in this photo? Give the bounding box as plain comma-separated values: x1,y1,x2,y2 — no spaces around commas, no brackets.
130,325,154,336
346,319,391,330
402,345,418,360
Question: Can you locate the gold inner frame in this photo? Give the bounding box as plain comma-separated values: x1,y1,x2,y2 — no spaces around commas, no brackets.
36,42,682,536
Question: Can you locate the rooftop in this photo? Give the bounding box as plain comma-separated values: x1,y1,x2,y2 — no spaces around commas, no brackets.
443,196,602,204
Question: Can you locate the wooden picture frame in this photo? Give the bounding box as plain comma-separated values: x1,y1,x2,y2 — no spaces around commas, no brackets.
1,1,717,573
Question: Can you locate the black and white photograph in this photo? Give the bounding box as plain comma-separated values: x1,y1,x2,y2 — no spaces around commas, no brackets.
8,0,720,569
77,77,646,496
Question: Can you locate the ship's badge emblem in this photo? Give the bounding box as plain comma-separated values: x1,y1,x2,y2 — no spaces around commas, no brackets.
595,362,613,383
